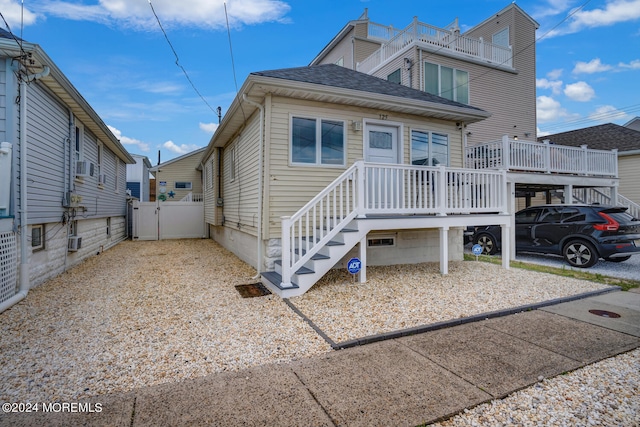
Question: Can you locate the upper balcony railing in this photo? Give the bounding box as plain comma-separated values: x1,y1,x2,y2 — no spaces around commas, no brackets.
465,136,618,178
358,18,513,74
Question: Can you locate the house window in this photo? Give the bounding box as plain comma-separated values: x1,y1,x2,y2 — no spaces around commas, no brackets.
493,27,509,47
106,217,111,237
335,57,344,67
424,62,469,104
368,236,395,247
208,159,214,189
97,143,104,185
69,220,78,236
387,69,401,84
411,130,449,166
175,182,192,190
31,224,44,251
291,116,345,166
74,126,83,161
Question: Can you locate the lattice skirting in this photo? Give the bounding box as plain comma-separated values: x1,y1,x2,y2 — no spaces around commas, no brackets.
0,231,18,304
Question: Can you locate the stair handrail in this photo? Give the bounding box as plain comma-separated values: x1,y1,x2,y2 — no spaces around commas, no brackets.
572,187,640,219
280,161,363,288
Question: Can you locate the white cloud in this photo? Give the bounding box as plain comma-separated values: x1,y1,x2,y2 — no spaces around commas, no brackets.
537,96,570,122
618,59,640,69
573,58,613,74
537,127,551,138
108,125,150,152
536,78,563,95
564,81,595,102
565,0,640,33
0,0,39,29
30,0,291,30
547,69,563,80
199,122,219,134
162,140,201,155
588,105,630,123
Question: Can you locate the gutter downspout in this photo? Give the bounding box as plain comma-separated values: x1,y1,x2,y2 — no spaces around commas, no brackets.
242,94,265,279
1,66,51,314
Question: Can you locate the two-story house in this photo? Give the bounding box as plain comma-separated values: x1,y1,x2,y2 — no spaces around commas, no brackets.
0,29,134,313
310,4,538,146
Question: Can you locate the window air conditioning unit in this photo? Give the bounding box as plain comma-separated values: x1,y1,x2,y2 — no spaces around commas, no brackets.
68,236,82,252
98,174,107,185
76,161,95,177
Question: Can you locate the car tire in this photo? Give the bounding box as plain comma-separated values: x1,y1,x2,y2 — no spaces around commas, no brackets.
475,233,498,255
604,256,631,263
563,240,598,268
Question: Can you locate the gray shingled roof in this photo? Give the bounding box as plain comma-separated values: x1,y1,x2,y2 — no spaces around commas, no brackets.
251,64,486,113
538,123,640,152
0,28,22,40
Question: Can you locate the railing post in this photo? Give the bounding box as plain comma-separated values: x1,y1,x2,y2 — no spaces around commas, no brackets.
612,148,618,177
543,140,551,174
281,216,292,287
437,165,447,216
357,161,366,217
501,135,510,169
580,144,588,176
500,169,509,215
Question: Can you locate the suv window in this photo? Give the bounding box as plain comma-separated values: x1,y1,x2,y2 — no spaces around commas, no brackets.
516,208,540,224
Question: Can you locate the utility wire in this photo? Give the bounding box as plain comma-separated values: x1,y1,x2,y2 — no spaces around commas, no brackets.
224,1,247,123
148,0,217,114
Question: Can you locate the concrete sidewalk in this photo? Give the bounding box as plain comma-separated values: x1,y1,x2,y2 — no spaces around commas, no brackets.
3,290,640,427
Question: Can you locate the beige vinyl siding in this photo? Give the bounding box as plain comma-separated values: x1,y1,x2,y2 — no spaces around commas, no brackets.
220,113,260,237
265,96,462,239
354,39,384,67
619,155,640,205
155,152,203,202
318,27,355,68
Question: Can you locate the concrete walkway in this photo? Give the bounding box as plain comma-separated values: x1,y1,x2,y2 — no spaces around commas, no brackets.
3,290,639,427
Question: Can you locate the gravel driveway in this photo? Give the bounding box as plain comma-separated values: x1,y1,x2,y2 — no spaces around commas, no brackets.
0,239,615,403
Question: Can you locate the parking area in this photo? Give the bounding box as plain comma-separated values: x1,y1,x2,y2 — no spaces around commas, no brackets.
0,239,615,403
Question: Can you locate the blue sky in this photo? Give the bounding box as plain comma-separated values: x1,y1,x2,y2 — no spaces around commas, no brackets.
2,0,639,162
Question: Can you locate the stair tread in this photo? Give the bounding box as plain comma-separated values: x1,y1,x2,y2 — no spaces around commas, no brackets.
273,261,315,275
261,271,299,289
293,250,331,260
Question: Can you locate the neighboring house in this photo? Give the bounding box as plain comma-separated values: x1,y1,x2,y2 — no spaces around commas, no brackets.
624,117,640,132
538,123,640,213
126,154,152,201
150,148,205,202
310,4,539,146
0,29,134,311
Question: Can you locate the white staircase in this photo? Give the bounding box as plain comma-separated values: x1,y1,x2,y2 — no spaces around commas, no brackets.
261,161,509,298
572,188,640,219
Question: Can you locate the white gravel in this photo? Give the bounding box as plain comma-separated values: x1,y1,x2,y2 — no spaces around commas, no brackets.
0,238,633,424
430,347,640,427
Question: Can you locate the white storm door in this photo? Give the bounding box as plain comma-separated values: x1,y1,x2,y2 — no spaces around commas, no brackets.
365,124,400,210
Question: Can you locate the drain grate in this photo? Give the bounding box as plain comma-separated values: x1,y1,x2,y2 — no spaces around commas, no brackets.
235,283,272,298
588,309,621,318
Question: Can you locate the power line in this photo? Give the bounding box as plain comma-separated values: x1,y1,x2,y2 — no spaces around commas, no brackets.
540,103,640,133
224,1,247,123
147,0,217,115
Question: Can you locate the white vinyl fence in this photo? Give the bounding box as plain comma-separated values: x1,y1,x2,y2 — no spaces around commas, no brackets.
132,200,205,240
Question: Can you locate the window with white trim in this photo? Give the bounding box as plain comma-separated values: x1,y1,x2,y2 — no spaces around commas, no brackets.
97,143,103,185
424,62,469,104
411,130,450,166
387,69,401,84
74,125,83,161
31,224,44,251
291,116,345,166
208,159,214,189
106,217,111,237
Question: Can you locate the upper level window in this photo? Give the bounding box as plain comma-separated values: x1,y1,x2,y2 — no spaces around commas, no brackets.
291,116,345,166
335,57,344,67
411,130,449,166
493,27,509,47
424,62,469,104
387,69,401,84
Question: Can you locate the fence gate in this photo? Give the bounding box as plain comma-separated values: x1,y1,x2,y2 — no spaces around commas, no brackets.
132,201,205,240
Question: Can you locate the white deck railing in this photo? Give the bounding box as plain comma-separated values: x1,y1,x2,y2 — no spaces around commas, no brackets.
358,18,513,74
280,161,507,287
465,136,618,177
180,192,203,202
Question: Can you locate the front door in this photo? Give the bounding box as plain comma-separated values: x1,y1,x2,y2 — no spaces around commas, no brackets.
365,124,400,209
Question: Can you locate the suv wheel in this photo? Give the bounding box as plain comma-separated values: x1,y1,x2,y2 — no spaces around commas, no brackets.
475,233,498,255
563,240,598,268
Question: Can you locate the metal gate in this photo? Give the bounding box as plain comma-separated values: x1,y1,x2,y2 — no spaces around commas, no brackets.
132,200,205,240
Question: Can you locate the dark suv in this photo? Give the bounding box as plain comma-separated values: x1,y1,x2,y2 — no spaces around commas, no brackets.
472,204,640,268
